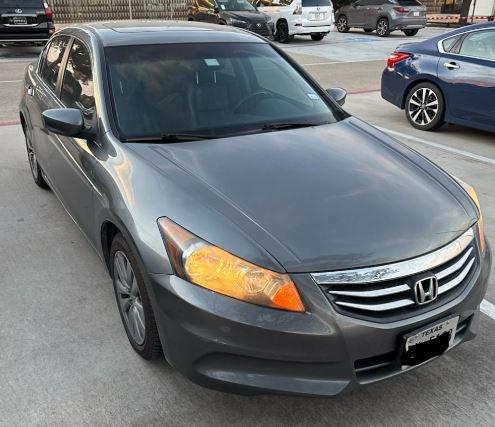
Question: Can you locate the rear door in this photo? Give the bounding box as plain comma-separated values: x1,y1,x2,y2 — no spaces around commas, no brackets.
437,29,495,131
0,0,48,36
301,0,333,27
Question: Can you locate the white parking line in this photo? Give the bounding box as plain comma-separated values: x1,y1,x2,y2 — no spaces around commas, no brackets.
481,300,495,320
376,126,495,167
0,79,22,83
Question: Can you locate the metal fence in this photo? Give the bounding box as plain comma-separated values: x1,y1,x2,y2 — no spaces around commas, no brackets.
50,0,188,23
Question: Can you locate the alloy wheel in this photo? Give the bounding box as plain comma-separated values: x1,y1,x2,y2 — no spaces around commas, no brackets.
408,87,439,126
114,250,145,345
337,16,348,32
376,19,389,37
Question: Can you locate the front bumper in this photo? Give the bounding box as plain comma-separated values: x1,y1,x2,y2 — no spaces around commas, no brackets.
148,243,491,396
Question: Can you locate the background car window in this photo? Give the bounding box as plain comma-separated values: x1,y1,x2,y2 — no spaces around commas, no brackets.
254,0,293,6
393,0,422,5
442,35,461,52
459,31,495,60
217,0,256,11
60,40,96,125
39,36,70,92
302,0,331,6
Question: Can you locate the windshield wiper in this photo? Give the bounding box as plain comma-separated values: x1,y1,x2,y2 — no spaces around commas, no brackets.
261,122,323,131
123,133,212,143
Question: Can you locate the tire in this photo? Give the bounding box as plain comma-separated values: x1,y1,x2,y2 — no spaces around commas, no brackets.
364,28,373,33
405,82,445,131
110,233,162,360
336,15,349,33
311,33,325,41
23,122,48,189
403,29,419,36
376,18,390,37
276,21,290,43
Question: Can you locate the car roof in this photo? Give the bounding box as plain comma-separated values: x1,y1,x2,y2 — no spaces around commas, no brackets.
434,22,495,40
60,21,268,47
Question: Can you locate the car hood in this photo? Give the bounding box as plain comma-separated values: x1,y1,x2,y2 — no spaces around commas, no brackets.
222,10,267,22
138,119,475,273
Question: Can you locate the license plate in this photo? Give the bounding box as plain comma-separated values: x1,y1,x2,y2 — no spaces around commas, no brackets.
401,316,458,366
11,17,28,25
413,11,420,16
310,12,324,20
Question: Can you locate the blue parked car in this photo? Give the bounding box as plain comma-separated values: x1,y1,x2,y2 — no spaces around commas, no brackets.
381,23,495,132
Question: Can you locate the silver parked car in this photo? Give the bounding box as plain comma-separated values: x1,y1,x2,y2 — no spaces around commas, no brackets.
335,0,427,37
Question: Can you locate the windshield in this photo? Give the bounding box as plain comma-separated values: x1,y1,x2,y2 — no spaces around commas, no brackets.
106,43,340,141
217,0,256,11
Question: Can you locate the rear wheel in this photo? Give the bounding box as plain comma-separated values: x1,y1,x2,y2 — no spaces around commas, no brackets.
403,29,419,36
336,15,349,33
376,18,390,37
276,21,290,43
111,233,162,360
311,33,325,41
405,82,445,131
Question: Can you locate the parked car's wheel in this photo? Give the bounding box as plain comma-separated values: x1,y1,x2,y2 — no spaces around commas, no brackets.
405,82,445,131
23,122,48,188
311,33,325,41
403,29,419,36
364,28,373,33
111,233,162,359
376,18,390,37
276,21,290,43
336,15,349,33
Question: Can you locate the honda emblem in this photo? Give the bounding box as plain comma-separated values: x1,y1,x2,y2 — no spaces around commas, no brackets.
414,276,438,305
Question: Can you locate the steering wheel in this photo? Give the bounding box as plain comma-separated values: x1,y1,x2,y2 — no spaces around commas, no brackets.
233,91,272,114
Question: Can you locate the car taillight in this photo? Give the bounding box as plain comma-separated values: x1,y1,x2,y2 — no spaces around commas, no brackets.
393,6,410,13
293,4,302,15
387,51,411,70
43,2,53,19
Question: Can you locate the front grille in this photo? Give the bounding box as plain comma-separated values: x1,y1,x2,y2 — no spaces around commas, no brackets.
312,228,480,322
248,23,271,37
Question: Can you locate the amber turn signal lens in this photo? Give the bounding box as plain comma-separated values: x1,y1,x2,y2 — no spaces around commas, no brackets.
158,218,305,313
455,178,486,254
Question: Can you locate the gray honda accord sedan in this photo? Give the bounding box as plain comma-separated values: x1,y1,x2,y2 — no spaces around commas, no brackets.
19,21,491,396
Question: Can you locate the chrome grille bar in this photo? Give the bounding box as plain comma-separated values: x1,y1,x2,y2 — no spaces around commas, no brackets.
312,228,474,285
435,247,473,280
438,257,475,295
335,298,415,312
329,283,410,298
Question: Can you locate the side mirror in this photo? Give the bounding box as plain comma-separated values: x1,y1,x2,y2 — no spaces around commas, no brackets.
326,87,347,106
42,108,91,138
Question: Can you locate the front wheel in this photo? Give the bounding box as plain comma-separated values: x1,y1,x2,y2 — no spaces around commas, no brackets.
336,15,349,33
310,33,325,41
276,21,290,43
376,18,390,37
111,233,162,359
403,29,419,36
405,82,445,131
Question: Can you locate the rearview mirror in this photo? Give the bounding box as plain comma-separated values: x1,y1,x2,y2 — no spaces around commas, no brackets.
326,87,347,106
42,108,91,138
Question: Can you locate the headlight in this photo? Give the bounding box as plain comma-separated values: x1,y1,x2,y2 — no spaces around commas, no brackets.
455,178,486,254
227,18,246,26
158,218,305,312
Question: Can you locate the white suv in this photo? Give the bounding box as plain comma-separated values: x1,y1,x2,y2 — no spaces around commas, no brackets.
254,0,334,43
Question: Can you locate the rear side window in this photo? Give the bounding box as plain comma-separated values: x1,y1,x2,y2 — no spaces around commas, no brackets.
39,35,70,92
393,0,422,5
60,39,96,125
458,30,495,60
302,0,331,6
441,35,460,52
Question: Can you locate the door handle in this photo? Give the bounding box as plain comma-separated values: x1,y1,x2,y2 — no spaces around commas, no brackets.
27,86,34,96
443,61,460,70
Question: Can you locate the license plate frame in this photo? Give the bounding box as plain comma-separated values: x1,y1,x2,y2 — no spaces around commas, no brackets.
11,16,28,25
413,11,420,16
401,316,459,367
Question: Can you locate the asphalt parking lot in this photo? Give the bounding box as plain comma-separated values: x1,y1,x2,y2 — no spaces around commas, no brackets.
1,27,494,425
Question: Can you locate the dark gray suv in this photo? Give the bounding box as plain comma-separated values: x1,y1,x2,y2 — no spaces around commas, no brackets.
336,0,426,37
